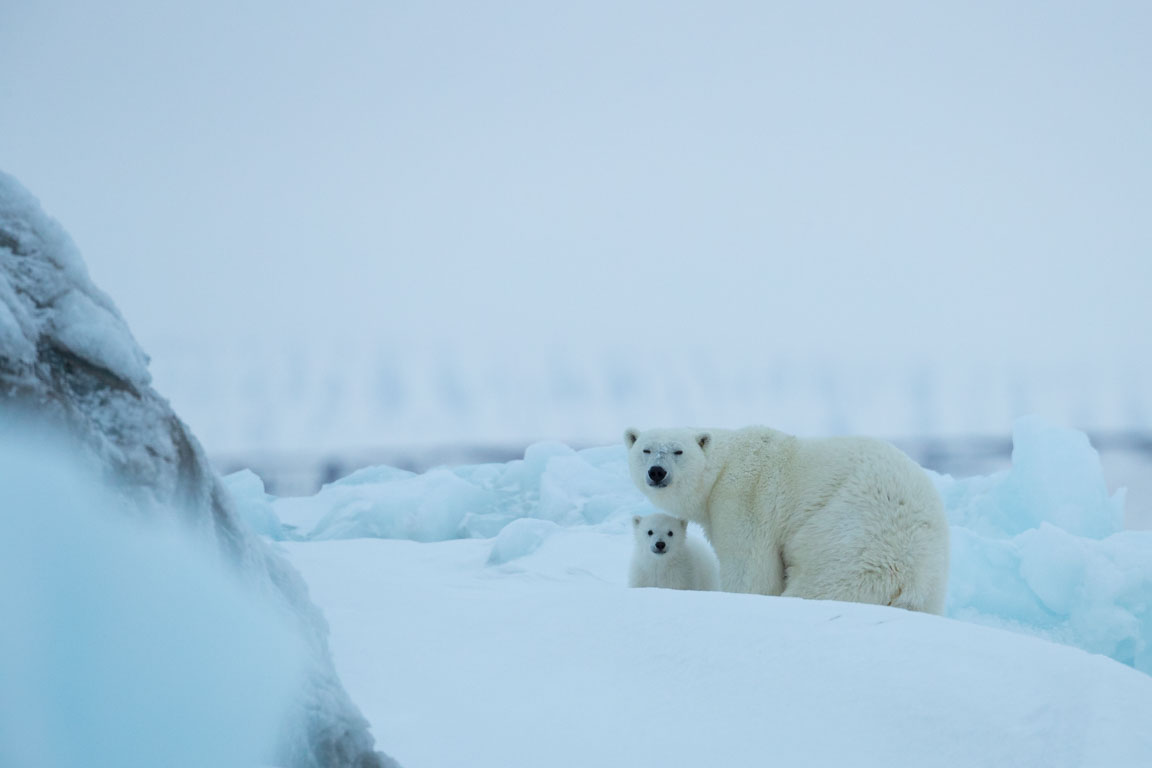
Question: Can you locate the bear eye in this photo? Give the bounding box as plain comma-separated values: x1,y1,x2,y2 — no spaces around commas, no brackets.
642,449,651,454
674,450,683,455
647,530,653,536
668,531,674,536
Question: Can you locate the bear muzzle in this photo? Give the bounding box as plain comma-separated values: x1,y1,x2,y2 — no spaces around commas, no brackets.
647,466,669,487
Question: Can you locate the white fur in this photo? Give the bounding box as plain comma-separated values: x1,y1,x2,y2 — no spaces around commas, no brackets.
624,426,950,614
628,512,720,591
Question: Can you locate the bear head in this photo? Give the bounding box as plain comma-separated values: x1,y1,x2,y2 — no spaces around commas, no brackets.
624,427,713,519
632,512,689,555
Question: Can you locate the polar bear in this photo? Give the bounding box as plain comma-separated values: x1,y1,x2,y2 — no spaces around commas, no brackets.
624,426,949,614
628,512,720,591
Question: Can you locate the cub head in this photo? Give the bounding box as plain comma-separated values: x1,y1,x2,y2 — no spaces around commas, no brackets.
624,427,711,501
632,512,689,555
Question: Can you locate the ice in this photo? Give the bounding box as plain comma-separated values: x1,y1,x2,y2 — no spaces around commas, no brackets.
949,523,1152,671
0,171,395,768
486,518,562,565
937,416,1124,538
257,440,649,542
221,469,286,540
938,418,1149,671
0,438,302,768
332,464,416,486
50,288,151,387
246,416,1152,676
0,275,35,363
290,469,497,541
0,171,150,388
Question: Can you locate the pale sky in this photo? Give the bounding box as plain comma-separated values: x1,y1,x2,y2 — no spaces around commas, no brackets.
3,0,1150,370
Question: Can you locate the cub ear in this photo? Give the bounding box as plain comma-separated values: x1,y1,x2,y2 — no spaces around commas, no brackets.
697,433,711,451
624,428,639,448
679,518,688,531
632,515,642,527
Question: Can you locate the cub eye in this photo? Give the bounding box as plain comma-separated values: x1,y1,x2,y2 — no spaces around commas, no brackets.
674,450,683,455
647,530,653,536
642,449,651,454
668,531,674,536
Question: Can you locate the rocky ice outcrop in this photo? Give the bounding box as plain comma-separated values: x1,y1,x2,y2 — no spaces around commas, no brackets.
0,171,397,768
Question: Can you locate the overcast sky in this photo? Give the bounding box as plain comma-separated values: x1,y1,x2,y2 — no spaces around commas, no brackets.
3,0,1150,371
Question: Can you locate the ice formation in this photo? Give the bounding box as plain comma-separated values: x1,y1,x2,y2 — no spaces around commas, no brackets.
248,417,1151,675
486,518,563,565
268,441,645,541
0,171,397,768
942,417,1149,671
0,437,302,768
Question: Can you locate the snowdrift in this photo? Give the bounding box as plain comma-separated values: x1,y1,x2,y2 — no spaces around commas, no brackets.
233,418,1152,676
0,438,303,768
0,171,396,768
284,530,1152,768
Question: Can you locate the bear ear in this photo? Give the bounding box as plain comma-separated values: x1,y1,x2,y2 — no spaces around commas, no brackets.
679,518,688,531
624,428,639,448
697,433,711,451
632,515,642,527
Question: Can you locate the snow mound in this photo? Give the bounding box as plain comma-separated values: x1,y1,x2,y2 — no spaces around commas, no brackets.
270,441,645,541
0,439,302,768
222,469,287,540
939,416,1125,538
486,518,563,565
286,534,1152,768
242,417,1152,676
0,170,395,768
0,173,150,386
943,418,1149,671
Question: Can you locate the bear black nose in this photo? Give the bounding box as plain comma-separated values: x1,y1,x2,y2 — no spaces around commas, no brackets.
648,466,667,483
655,540,666,551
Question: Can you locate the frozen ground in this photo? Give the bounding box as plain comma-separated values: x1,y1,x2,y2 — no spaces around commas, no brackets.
234,417,1152,765
1,169,394,767
232,418,1152,680
282,532,1152,768
0,439,302,768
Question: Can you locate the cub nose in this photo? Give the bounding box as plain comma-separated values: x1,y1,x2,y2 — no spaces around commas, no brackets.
648,466,667,483
655,540,666,551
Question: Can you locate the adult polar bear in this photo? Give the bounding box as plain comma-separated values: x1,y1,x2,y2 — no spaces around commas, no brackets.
625,426,950,614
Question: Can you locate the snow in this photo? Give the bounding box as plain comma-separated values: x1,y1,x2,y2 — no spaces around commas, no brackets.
237,417,1152,679
265,441,642,542
942,418,1150,671
486,518,562,565
0,170,150,388
222,468,287,540
939,417,1124,539
0,437,302,768
282,531,1152,768
49,287,151,387
0,170,395,768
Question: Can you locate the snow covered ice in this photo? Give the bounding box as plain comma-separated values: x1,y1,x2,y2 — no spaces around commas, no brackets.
235,416,1152,680
237,441,643,542
237,417,1152,767
943,419,1150,672
282,523,1152,768
0,437,302,768
1,170,396,768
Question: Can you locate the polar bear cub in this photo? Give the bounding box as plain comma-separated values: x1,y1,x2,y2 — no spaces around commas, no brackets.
628,512,720,591
625,426,950,614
